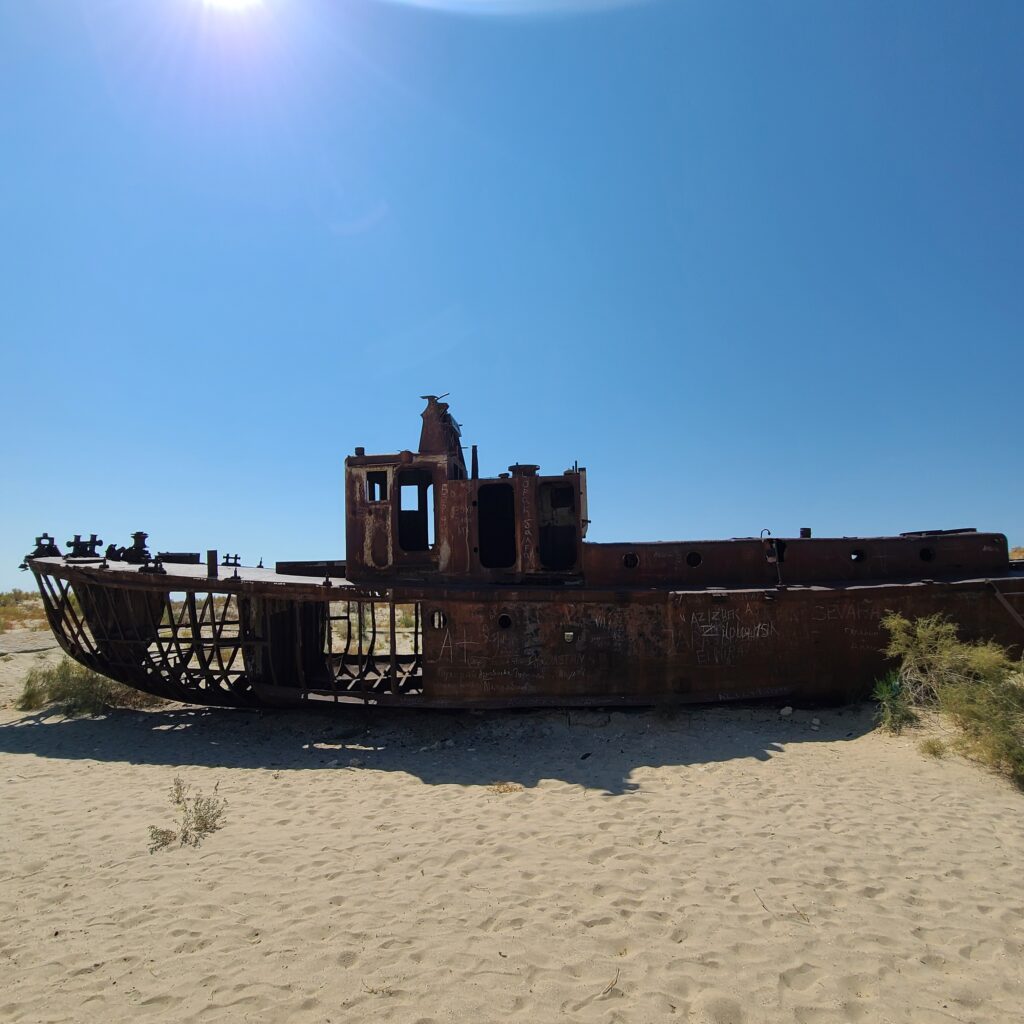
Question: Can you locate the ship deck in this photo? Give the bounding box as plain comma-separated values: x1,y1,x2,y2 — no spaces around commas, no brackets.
28,555,1024,600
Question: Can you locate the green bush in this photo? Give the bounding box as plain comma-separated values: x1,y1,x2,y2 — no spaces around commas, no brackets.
872,672,917,733
880,613,1024,787
16,658,164,716
882,612,1016,703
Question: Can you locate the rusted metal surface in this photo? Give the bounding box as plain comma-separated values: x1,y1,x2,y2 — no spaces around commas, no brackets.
24,399,1024,710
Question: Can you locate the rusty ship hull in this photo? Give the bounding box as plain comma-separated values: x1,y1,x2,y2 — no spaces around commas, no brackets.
24,399,1024,710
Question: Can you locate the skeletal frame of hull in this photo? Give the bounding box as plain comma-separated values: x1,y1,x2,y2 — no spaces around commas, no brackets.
29,556,1024,710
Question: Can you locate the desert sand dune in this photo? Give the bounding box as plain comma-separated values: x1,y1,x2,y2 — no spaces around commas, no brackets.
1,647,1022,1024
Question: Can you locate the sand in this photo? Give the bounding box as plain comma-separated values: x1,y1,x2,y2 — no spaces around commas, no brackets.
1,638,1023,1024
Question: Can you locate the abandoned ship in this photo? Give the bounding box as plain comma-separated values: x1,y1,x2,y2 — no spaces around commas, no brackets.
23,397,1024,709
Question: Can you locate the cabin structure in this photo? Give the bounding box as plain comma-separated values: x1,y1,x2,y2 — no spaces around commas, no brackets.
345,395,588,584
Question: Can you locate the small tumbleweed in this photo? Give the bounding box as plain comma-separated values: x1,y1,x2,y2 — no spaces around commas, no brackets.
148,777,228,853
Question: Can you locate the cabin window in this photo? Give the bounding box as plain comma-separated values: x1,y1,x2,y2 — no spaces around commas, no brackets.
477,483,516,568
538,482,577,571
366,471,388,503
549,485,574,510
397,469,435,552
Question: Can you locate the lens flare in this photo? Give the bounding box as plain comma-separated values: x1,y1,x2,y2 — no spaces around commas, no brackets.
202,0,263,11
376,0,646,13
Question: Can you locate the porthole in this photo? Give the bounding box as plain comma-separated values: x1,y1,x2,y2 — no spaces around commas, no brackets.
850,549,866,563
622,552,639,569
920,547,936,563
431,610,447,630
497,613,513,630
686,551,703,568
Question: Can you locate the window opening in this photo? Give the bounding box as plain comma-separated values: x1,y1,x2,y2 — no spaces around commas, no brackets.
537,482,577,571
397,469,435,553
549,486,574,509
366,471,388,503
478,483,516,568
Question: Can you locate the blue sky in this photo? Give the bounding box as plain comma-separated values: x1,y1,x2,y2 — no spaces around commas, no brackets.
1,0,1022,589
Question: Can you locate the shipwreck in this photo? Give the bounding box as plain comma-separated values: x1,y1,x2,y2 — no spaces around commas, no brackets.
23,397,1024,709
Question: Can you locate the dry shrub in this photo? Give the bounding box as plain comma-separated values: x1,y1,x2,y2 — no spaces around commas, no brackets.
0,589,44,633
882,613,1016,703
881,613,1024,786
17,671,49,712
918,737,947,758
149,777,227,853
938,672,1024,785
16,658,164,716
488,781,524,794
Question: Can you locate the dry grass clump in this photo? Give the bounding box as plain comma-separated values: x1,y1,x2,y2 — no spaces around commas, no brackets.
0,589,44,633
918,737,947,758
16,658,165,716
488,781,524,794
149,777,227,853
879,613,1024,785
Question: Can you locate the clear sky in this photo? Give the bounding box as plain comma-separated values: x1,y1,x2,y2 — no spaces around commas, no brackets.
1,0,1022,589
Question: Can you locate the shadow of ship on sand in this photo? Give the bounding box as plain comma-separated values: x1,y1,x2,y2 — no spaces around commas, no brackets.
0,703,874,796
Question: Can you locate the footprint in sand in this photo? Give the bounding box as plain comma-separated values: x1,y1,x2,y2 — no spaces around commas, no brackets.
692,991,746,1024
779,963,819,991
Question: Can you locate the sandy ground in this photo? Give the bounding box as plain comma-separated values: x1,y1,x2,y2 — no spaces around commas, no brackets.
1,632,1023,1024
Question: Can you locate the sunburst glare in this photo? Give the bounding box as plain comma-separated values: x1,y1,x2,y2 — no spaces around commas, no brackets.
375,0,646,14
201,0,264,11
